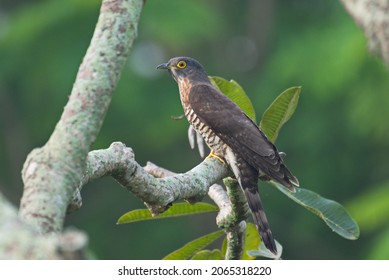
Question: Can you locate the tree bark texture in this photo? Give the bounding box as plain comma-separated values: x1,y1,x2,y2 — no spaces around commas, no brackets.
19,0,143,234
341,0,389,66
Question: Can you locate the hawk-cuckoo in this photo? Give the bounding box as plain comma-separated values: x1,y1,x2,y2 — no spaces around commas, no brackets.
157,57,299,254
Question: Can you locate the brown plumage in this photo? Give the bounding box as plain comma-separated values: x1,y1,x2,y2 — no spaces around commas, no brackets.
157,57,299,255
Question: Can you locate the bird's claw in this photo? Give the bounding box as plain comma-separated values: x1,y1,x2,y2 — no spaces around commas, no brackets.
207,150,226,164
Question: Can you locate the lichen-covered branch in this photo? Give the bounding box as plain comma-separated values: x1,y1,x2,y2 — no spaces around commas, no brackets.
221,178,250,260
130,153,248,259
80,142,230,215
0,192,89,259
225,221,247,260
340,0,389,66
0,193,55,259
19,0,144,234
224,178,250,224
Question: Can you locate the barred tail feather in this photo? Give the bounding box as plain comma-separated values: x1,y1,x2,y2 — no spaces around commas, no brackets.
244,185,277,255
225,149,278,254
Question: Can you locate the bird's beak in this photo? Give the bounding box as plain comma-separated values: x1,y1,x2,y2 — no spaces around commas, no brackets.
156,62,170,69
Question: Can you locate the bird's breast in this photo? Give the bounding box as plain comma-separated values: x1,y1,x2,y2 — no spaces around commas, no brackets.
184,107,226,156
177,78,227,156
177,77,192,107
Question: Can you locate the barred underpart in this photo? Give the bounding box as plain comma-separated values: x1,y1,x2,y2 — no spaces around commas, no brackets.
184,107,226,156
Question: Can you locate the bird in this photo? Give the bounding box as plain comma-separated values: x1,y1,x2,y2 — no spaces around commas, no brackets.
157,57,299,255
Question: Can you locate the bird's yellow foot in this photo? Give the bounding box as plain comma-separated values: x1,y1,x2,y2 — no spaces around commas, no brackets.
206,150,225,164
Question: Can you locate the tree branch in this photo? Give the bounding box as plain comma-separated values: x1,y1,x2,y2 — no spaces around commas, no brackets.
116,151,248,260
222,178,250,260
79,142,230,215
0,191,57,259
19,0,144,234
340,0,389,66
0,192,88,259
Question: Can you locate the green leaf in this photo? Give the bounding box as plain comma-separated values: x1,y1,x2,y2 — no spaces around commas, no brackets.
221,223,281,259
221,223,261,260
272,182,360,240
242,223,261,260
259,87,301,143
191,249,224,260
209,76,256,122
163,230,225,260
247,239,283,259
117,202,218,224
221,235,227,257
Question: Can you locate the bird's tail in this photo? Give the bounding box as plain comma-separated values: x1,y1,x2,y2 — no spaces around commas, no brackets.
243,182,277,255
279,163,299,191
239,162,277,255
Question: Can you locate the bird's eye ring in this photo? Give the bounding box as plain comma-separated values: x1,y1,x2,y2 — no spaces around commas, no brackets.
177,60,187,69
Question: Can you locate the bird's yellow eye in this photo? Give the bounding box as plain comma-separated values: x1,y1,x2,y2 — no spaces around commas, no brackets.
177,60,187,69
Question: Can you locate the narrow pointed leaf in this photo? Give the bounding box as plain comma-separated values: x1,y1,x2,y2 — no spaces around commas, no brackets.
247,239,283,259
209,76,256,122
163,230,225,260
272,182,360,240
191,249,224,260
259,87,301,143
117,202,218,224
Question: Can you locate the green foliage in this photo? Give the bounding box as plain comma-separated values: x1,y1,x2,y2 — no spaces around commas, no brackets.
259,87,301,143
221,223,263,260
164,223,267,260
273,182,359,240
266,17,367,101
163,230,224,260
240,223,261,260
191,249,224,260
3,1,380,260
117,202,218,224
8,1,97,42
247,240,283,259
346,180,389,233
368,227,389,259
209,76,257,122
140,1,223,47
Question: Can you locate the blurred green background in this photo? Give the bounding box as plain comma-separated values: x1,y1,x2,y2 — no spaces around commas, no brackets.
1,0,389,259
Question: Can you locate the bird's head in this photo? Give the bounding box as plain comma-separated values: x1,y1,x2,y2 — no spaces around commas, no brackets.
157,57,209,83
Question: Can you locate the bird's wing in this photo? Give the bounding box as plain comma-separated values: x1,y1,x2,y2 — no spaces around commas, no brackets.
189,83,298,188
